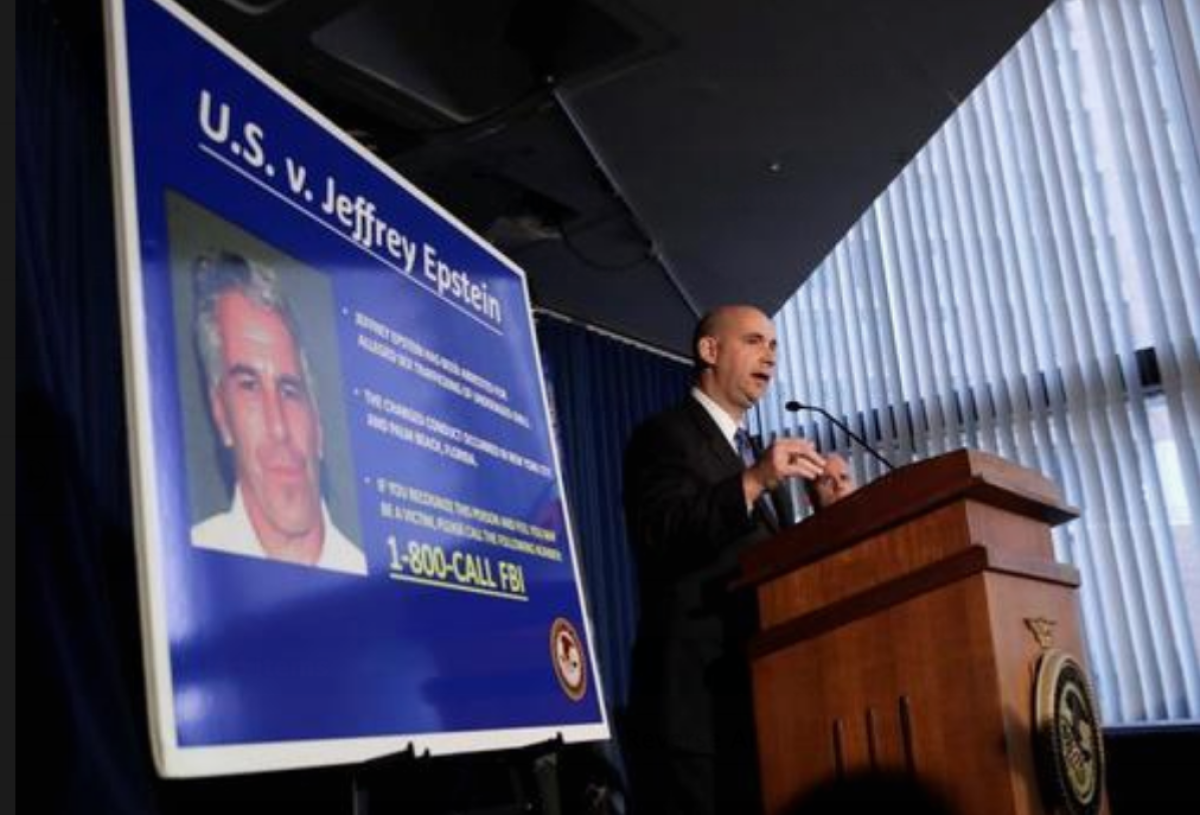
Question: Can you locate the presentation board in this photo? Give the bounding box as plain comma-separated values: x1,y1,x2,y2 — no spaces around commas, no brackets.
104,0,607,777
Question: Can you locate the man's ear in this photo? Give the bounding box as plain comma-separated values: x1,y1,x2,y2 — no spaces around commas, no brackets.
210,388,234,448
697,336,719,367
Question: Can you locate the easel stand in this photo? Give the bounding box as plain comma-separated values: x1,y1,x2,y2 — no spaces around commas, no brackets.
351,735,566,815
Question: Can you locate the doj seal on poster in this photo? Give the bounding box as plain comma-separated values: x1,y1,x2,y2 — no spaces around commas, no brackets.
1033,649,1104,815
550,618,587,701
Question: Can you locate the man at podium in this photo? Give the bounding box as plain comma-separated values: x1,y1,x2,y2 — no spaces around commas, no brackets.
622,304,825,814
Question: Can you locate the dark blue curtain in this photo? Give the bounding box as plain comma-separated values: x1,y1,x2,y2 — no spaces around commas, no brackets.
18,1,159,812
535,317,689,714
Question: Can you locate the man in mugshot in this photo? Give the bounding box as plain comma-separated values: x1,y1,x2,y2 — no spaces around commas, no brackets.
189,251,366,575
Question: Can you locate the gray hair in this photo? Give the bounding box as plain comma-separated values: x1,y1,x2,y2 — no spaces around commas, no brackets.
193,251,318,413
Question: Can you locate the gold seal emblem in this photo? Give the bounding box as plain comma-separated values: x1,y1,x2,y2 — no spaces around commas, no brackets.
1025,616,1057,649
1033,649,1105,815
550,617,588,702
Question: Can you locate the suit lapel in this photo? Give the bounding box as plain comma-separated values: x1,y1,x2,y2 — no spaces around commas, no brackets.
747,436,779,532
682,399,743,476
684,399,783,533
756,492,782,533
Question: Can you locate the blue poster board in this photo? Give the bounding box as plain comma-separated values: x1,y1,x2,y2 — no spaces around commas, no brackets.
105,0,607,777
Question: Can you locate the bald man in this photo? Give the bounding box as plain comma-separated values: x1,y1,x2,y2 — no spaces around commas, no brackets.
623,305,824,814
805,452,858,510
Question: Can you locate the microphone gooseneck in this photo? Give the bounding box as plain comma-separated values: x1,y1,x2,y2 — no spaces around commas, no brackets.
785,401,895,471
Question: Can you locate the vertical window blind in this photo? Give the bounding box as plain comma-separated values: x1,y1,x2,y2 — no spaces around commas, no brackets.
752,0,1200,725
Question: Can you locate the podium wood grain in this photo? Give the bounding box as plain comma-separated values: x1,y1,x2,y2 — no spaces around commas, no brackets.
738,450,1107,815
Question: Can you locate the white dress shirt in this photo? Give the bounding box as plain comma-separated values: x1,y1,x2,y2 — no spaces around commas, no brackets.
191,487,368,575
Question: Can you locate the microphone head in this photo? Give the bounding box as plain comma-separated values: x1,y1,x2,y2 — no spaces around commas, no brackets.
784,400,804,412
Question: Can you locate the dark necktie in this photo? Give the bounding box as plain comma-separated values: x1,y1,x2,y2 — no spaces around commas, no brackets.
735,429,779,528
734,428,756,468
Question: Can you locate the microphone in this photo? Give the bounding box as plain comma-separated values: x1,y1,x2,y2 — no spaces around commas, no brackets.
784,401,895,471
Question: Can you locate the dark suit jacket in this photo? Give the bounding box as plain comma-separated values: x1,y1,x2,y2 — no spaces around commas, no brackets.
623,396,790,754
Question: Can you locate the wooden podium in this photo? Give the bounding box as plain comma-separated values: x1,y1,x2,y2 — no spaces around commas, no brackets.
737,449,1107,815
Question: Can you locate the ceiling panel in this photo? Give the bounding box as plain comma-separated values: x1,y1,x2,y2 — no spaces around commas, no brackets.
173,0,1052,353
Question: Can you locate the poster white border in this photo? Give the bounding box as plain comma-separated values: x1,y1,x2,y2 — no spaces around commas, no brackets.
104,0,609,778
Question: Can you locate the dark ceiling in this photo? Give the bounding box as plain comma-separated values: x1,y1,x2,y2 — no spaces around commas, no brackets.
173,0,1052,354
